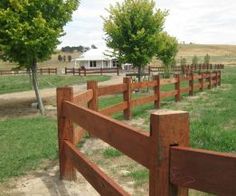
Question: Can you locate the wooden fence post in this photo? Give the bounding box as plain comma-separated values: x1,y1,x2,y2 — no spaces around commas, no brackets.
200,73,204,91
214,71,217,87
84,68,87,76
87,81,98,112
148,66,151,75
57,87,76,181
149,110,189,196
189,73,194,96
208,72,212,89
100,68,103,75
175,74,181,102
218,71,221,86
153,75,161,109
123,77,132,120
117,67,120,76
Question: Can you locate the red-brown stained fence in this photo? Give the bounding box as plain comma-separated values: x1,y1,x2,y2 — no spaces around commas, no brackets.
0,68,57,76
57,70,236,195
149,64,224,75
65,67,120,76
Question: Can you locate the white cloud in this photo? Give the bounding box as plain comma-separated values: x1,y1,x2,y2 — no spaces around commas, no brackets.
59,0,236,48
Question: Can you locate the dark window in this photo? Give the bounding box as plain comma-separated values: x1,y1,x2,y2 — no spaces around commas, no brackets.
112,60,118,67
90,61,97,67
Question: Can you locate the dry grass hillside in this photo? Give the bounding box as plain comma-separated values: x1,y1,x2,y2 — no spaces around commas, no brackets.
177,44,236,65
1,44,236,69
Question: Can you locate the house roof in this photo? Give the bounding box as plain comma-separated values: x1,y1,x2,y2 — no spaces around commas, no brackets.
74,48,115,61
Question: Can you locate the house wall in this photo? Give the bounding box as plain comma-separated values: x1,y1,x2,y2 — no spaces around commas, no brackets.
77,60,116,69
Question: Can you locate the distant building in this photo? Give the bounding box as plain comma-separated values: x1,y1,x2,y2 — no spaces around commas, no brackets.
73,48,118,69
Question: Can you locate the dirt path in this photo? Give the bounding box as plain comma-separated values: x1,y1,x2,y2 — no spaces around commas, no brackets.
0,139,135,196
0,74,125,119
0,74,124,107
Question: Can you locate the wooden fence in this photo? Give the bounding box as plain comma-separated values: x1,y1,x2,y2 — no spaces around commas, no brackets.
0,68,57,76
65,67,120,76
149,64,224,75
57,70,236,195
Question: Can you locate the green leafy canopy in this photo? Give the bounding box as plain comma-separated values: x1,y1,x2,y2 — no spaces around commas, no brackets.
0,0,79,67
156,32,178,66
104,0,167,68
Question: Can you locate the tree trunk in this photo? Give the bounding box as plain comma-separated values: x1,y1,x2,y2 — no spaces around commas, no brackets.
138,66,142,82
27,68,33,89
164,65,170,78
31,60,45,115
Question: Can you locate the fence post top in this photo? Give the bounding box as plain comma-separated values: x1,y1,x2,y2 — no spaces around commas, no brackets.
151,109,188,117
57,86,73,91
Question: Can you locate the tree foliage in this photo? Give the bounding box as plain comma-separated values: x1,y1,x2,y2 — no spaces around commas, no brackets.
156,32,178,77
104,0,167,80
204,53,210,64
61,45,89,53
192,55,199,65
156,32,178,66
0,0,79,114
180,57,187,66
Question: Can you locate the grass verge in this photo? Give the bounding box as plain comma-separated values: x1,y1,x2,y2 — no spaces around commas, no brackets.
0,75,111,94
0,116,57,182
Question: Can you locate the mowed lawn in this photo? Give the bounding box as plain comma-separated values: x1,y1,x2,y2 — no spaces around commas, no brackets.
0,66,235,184
0,75,111,94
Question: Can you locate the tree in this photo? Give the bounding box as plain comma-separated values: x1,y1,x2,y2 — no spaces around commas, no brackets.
204,54,210,64
68,55,72,62
192,55,199,65
0,0,79,114
91,44,97,49
104,0,167,81
63,55,66,62
156,32,178,77
58,54,63,62
180,57,187,66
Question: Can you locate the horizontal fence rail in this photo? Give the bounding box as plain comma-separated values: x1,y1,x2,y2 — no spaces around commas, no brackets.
170,146,236,196
57,70,236,195
148,64,224,75
0,68,57,76
65,67,120,76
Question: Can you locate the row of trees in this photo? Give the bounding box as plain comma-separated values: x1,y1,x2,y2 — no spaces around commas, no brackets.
61,44,97,53
0,0,185,115
180,54,211,66
58,55,72,62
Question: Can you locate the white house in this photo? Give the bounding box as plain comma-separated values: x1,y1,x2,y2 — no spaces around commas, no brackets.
73,48,118,69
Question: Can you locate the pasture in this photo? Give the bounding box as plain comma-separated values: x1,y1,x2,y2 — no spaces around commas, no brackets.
0,66,235,195
0,75,110,94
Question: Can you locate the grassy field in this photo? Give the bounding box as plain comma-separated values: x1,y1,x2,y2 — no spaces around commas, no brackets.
85,66,236,194
0,117,57,182
0,75,110,94
0,66,235,195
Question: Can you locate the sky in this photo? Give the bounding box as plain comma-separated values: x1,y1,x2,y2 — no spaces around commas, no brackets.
59,0,236,48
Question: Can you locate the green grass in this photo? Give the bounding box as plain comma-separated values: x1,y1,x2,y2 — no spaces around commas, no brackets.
1,66,235,184
126,169,148,186
158,67,236,152
99,67,236,153
0,116,57,182
103,148,122,158
0,75,111,94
